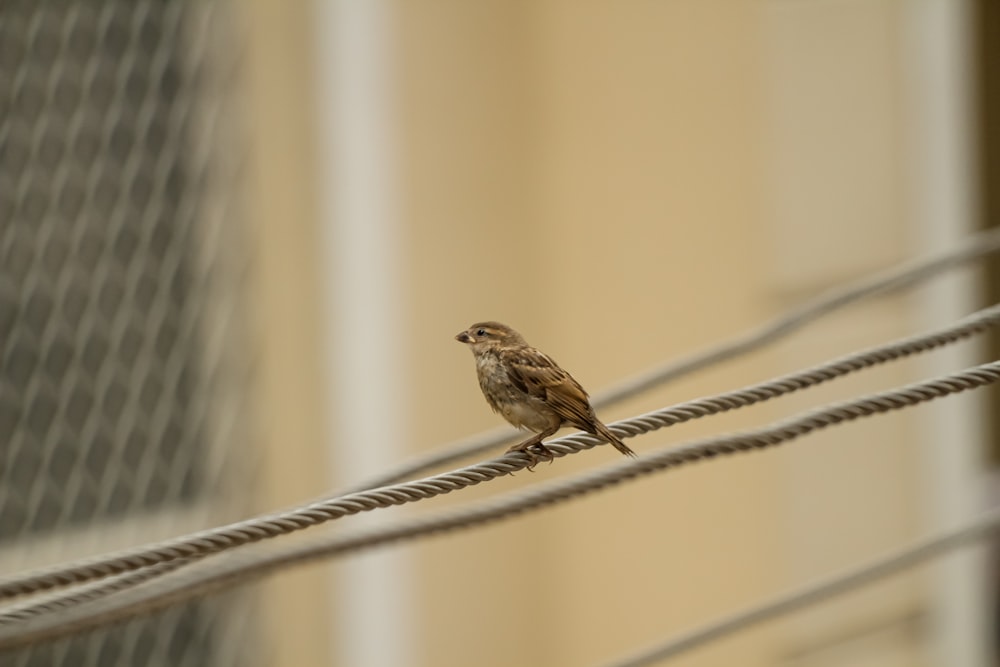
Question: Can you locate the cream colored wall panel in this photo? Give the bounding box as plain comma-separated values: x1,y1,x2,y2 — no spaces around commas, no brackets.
781,612,924,667
394,3,550,666
239,2,333,665
769,300,925,652
526,2,781,666
764,0,907,294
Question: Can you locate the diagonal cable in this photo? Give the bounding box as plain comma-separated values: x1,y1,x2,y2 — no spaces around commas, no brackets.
0,560,190,626
0,303,998,602
1,358,999,649
603,506,1000,667
345,226,1000,492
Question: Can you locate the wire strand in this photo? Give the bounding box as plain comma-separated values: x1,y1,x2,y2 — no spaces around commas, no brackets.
2,358,999,649
343,226,1000,492
603,506,1000,667
1,303,998,602
0,560,190,626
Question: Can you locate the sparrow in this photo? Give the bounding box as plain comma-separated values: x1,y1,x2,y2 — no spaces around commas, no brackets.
455,321,636,465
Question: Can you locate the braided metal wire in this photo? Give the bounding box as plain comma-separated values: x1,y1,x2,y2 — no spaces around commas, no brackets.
346,226,1000,492
2,358,999,650
0,560,190,626
1,303,998,603
604,506,1000,667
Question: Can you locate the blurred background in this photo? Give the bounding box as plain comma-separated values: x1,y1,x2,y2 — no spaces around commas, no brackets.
1,0,999,665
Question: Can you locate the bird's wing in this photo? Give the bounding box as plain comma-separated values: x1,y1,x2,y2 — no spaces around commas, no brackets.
502,347,595,427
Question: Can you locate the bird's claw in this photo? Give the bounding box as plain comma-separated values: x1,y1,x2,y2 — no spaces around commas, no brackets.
511,444,555,471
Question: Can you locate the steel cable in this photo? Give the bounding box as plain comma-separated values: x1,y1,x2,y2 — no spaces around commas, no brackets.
343,226,1000,492
1,303,999,603
604,506,1000,666
1,359,999,649
0,560,191,626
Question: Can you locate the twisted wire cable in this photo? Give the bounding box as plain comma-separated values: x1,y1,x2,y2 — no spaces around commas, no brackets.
0,560,190,626
344,226,1000,492
604,505,1000,667
1,303,999,602
1,358,999,650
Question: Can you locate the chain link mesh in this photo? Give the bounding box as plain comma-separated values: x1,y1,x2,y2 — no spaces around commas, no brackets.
0,2,259,665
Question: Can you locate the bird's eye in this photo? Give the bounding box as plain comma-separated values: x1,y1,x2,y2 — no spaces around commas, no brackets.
476,328,486,337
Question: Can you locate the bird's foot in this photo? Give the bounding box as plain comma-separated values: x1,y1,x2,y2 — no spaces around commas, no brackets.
507,442,555,471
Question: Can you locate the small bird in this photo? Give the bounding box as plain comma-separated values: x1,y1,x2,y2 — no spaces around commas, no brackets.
455,321,636,465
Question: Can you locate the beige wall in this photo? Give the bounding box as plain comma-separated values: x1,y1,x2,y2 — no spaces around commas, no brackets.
395,3,782,666
240,2,333,665
241,1,936,665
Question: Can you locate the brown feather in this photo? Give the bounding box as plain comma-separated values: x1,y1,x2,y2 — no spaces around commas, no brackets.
501,346,602,432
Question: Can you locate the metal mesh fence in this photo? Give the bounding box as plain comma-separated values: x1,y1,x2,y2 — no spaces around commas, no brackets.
0,2,259,665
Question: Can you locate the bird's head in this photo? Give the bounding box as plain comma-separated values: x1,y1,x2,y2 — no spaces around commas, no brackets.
455,321,526,353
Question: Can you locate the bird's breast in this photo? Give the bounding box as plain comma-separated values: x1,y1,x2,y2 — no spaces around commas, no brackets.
474,352,557,432
475,351,503,376
499,398,557,432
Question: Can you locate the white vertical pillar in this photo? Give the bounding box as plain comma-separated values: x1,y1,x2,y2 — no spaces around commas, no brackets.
314,1,411,665
903,1,989,666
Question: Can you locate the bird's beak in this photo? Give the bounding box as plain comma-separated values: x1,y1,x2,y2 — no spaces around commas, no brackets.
455,331,472,344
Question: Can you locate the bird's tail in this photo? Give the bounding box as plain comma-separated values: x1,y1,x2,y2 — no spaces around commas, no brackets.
594,422,636,458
